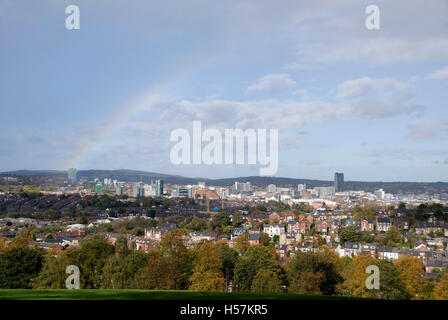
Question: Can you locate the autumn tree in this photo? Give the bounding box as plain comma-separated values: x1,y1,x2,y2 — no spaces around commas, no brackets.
434,272,448,300
233,234,249,253
159,228,193,289
394,256,425,299
353,204,377,221
133,251,177,289
342,256,409,299
189,242,226,291
260,232,271,246
340,254,375,298
288,247,343,295
0,237,10,254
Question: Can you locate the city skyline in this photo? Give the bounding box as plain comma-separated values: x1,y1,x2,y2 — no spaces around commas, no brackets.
1,1,448,182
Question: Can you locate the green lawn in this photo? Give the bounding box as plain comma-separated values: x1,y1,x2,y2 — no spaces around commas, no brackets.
0,289,360,300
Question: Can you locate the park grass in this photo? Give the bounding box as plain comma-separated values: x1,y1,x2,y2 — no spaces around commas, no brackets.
0,289,362,300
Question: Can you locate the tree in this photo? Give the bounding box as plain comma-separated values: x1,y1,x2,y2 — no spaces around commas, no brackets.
287,247,343,295
209,211,231,232
373,260,410,300
341,255,409,299
234,245,279,292
133,250,177,289
260,232,271,246
340,254,374,298
33,252,71,289
381,226,402,246
251,269,282,293
394,256,425,299
353,204,377,221
434,272,448,300
0,237,9,254
189,242,226,291
338,226,360,245
0,247,44,288
232,212,243,227
233,234,249,253
102,251,147,289
159,229,192,289
65,235,115,289
217,241,238,285
184,216,208,232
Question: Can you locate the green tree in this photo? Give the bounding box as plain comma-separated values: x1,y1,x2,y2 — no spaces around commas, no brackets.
381,226,402,246
234,245,279,292
33,252,71,289
209,211,231,232
101,250,147,289
338,226,360,245
287,247,343,295
232,212,243,227
65,235,115,289
251,269,282,293
0,247,44,288
217,241,238,285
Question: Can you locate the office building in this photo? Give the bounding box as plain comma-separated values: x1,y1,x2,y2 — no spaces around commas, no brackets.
334,172,344,193
155,180,164,197
95,183,103,195
68,168,77,183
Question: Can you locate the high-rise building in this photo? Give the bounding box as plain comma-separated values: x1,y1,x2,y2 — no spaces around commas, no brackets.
68,168,77,183
316,186,335,198
116,186,124,196
334,172,344,193
133,183,145,198
95,183,103,195
374,188,385,200
155,180,164,197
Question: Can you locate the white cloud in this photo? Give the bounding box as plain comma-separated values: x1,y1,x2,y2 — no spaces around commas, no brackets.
337,77,406,99
246,73,296,94
298,37,448,64
427,66,448,80
284,62,313,71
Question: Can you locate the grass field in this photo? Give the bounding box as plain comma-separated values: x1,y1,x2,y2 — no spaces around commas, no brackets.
0,289,360,300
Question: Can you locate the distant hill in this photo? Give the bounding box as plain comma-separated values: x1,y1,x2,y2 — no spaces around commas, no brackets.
2,169,448,194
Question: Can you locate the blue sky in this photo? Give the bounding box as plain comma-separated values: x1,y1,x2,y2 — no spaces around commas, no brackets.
1,0,448,181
